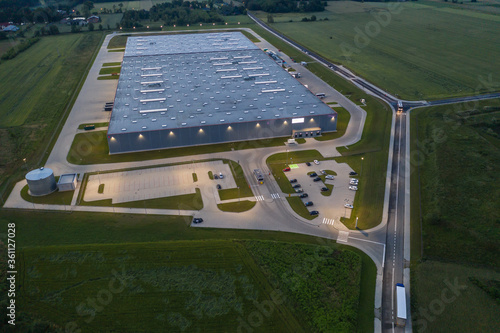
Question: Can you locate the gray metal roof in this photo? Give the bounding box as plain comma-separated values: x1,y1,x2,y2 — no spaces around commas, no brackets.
58,173,77,184
26,167,54,181
108,32,335,135
124,32,259,57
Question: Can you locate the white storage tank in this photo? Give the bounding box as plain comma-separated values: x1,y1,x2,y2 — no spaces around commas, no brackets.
25,167,57,196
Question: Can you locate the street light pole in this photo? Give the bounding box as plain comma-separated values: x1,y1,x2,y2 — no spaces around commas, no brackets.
361,157,364,176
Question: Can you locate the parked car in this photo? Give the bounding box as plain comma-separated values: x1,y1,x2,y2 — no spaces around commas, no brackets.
193,218,203,224
319,170,326,175
314,160,320,165
309,172,317,177
325,175,335,180
283,167,291,172
292,184,301,188
216,184,222,190
299,193,308,198
306,162,311,166
219,172,224,179
349,171,358,176
310,210,319,216
295,189,304,193
305,201,313,207
290,179,297,183
344,204,353,209
349,180,359,185
214,174,219,179
349,186,358,191
313,177,322,182
321,187,329,192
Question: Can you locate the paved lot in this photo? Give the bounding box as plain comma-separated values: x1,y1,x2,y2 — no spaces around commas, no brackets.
84,160,235,204
285,160,356,223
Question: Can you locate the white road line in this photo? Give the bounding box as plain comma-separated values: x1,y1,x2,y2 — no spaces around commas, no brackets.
271,193,280,199
322,218,335,225
391,267,395,322
255,195,265,201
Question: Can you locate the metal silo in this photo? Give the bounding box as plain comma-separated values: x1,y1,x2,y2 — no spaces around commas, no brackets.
25,167,57,196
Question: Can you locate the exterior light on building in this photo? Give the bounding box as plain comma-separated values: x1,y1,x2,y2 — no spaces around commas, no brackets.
310,118,315,122
110,137,116,141
169,131,174,136
256,123,260,127
283,120,288,125
227,126,232,131
199,128,204,133
138,134,144,139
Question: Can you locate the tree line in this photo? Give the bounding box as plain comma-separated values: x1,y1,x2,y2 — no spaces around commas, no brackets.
246,0,326,13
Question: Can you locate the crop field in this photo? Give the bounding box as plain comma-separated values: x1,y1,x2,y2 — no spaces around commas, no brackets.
410,98,500,330
254,1,500,100
14,240,362,332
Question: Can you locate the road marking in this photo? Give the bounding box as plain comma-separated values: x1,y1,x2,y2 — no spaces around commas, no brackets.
271,193,280,199
255,195,265,201
337,231,349,243
322,217,335,225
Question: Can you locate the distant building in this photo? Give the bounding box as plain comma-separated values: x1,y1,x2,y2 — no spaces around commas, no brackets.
0,22,9,30
87,15,100,24
57,173,78,192
72,17,88,26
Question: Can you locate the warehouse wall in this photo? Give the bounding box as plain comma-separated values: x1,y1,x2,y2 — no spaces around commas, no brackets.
108,113,337,154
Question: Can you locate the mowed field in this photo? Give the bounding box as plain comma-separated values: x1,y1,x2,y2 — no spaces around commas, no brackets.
15,240,362,332
410,98,500,331
254,1,500,100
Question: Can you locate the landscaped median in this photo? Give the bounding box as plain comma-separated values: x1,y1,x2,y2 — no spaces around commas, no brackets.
217,200,256,212
218,160,253,200
286,196,317,220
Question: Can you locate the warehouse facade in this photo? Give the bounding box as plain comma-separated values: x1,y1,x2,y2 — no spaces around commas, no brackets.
107,32,337,154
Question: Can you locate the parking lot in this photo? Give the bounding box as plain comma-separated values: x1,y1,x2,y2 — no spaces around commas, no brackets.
284,160,357,223
84,160,235,204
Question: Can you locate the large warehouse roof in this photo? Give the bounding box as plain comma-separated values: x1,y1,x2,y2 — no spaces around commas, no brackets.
108,32,335,135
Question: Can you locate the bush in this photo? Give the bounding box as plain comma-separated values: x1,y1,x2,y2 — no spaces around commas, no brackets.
1,37,41,61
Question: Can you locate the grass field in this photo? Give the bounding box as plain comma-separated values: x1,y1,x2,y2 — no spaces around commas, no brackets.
218,160,254,200
0,32,103,203
254,1,500,100
21,185,74,206
410,98,500,331
315,107,350,141
217,200,256,212
99,66,121,75
0,207,375,332
77,122,109,129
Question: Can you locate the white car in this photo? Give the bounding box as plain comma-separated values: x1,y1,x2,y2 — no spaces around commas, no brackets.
319,169,326,175
325,175,335,180
349,186,358,191
313,160,320,165
349,180,359,185
344,204,353,209
219,172,224,179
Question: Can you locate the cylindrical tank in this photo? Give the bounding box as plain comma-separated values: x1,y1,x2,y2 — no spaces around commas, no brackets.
25,167,57,196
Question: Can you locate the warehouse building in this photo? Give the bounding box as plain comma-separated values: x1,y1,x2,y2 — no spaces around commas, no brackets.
107,32,337,154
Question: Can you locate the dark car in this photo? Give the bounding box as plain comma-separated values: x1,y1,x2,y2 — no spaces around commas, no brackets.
292,184,301,188
283,167,291,172
310,210,319,216
321,187,329,192
216,184,222,190
306,162,311,166
299,193,308,198
313,177,322,182
290,179,297,183
309,172,317,177
193,218,203,224
214,174,219,179
305,201,313,207
349,171,358,176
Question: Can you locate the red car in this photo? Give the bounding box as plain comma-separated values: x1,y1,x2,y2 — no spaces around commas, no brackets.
283,167,291,172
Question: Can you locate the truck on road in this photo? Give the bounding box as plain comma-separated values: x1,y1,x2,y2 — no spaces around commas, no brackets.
396,283,407,327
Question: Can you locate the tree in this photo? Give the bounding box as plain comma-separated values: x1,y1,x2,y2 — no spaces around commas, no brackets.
311,15,316,21
88,22,94,31
99,24,103,31
71,24,81,33
48,25,59,35
267,13,274,23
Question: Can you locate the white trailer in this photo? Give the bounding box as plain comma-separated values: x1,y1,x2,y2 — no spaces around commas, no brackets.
396,283,407,327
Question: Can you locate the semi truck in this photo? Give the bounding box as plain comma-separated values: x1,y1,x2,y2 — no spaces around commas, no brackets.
396,283,407,327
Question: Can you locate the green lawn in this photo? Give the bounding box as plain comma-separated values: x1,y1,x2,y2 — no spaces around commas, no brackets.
77,122,109,129
217,200,256,212
0,32,103,203
97,75,120,80
254,1,500,100
108,48,125,52
67,130,291,165
285,196,317,220
102,62,122,67
410,99,500,331
267,150,324,194
99,66,121,75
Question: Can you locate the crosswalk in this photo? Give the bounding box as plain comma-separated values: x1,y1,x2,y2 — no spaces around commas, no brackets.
322,218,335,225
255,195,265,201
271,193,280,199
